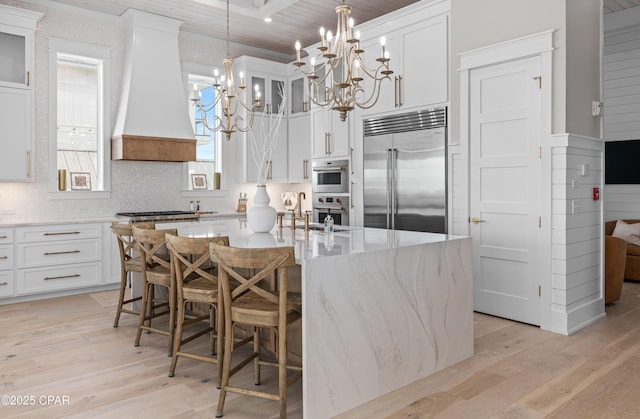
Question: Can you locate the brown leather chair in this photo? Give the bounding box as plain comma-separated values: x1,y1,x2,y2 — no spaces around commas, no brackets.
605,234,626,304
605,219,640,281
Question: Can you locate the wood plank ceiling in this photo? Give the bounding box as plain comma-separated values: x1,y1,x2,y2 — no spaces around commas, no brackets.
603,0,640,13
22,0,640,60
30,0,421,61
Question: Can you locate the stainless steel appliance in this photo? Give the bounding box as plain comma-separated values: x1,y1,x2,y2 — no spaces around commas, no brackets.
115,210,199,223
312,194,349,226
312,159,349,194
363,107,447,233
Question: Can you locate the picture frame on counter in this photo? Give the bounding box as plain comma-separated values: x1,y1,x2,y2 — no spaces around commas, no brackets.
70,172,91,190
191,174,207,190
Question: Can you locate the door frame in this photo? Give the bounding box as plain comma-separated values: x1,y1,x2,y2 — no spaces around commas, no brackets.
459,30,555,331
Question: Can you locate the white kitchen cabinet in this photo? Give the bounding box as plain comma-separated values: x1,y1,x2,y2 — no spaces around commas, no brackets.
14,223,103,296
0,271,13,298
359,3,449,116
0,88,32,181
0,229,14,298
250,113,289,183
312,108,349,158
0,5,42,182
289,74,311,116
288,114,311,182
235,56,290,183
349,176,363,227
0,7,40,89
251,73,287,116
0,221,119,304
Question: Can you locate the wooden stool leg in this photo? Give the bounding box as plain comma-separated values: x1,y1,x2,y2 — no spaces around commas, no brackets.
209,305,215,356
216,316,233,418
169,300,185,377
134,281,150,346
254,327,261,386
279,328,287,419
113,268,128,327
216,305,223,389
168,284,175,357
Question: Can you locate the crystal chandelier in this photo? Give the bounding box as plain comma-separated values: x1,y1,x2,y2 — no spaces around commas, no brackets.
191,0,262,140
293,1,393,122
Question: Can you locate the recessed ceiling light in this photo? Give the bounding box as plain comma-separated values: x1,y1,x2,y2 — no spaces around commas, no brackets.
264,17,272,23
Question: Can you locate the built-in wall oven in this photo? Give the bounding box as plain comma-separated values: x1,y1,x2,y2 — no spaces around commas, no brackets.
312,159,349,194
312,194,349,226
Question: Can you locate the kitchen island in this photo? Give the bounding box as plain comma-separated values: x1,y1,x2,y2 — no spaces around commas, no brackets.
165,219,473,418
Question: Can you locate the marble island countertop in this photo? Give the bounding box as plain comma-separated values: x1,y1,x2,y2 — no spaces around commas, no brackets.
162,218,469,264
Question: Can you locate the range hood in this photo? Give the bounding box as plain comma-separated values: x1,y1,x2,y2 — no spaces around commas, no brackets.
111,9,196,162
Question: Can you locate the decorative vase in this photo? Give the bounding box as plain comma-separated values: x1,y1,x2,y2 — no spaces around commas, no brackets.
247,185,277,233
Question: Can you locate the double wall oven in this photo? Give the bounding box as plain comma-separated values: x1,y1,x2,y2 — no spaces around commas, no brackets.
312,159,349,226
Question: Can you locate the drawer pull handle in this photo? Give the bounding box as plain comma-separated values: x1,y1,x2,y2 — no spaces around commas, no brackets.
44,250,81,256
0,281,7,286
44,274,81,281
44,232,81,236
0,256,7,259
0,235,7,239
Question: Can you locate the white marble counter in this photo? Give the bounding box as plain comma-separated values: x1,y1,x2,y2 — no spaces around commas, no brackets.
163,219,474,418
0,216,119,228
166,218,465,261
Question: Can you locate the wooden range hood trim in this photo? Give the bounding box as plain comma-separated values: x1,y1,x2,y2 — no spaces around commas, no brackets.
111,134,196,162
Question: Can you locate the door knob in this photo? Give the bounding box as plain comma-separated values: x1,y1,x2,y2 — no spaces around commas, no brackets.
471,217,483,224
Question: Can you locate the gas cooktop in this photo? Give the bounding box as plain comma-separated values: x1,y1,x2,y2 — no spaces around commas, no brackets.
116,210,199,222
116,210,195,217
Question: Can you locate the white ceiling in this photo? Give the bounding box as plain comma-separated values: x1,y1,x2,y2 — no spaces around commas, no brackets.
18,0,640,60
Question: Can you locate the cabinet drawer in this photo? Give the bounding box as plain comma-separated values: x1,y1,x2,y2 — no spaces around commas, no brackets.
16,239,101,268
0,244,14,270
0,229,13,244
16,262,102,295
15,224,101,243
0,271,14,298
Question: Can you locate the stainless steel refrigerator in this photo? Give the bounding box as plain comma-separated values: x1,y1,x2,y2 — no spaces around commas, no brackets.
363,107,447,233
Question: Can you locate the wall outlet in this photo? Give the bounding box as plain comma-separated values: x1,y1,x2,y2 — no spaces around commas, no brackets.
3,208,15,215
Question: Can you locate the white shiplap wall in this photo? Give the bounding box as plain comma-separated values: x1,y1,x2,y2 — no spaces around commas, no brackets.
604,28,640,141
448,144,468,236
603,12,640,221
550,134,605,334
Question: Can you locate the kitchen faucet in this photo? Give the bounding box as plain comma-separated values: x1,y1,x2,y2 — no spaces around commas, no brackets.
286,191,309,230
296,192,306,218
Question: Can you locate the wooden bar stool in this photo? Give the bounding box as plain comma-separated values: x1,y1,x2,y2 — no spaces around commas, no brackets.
132,225,178,355
165,234,229,382
110,221,154,327
209,243,302,419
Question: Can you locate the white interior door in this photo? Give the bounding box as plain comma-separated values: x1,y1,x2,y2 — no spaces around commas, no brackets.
469,56,542,325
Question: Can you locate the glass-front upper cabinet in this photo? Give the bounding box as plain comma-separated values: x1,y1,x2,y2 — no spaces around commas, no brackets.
0,32,27,87
0,6,42,89
251,75,286,115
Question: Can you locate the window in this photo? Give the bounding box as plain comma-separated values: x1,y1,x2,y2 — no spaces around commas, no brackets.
49,39,110,195
187,73,220,191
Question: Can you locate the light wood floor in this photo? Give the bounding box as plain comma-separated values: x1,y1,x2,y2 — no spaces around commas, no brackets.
1,282,640,418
